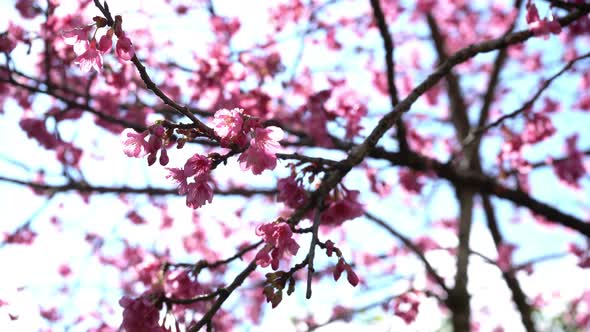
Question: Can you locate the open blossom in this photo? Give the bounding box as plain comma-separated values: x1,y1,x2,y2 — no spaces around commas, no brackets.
167,166,213,209
526,2,561,37
551,134,586,188
255,222,299,270
183,153,211,178
321,190,363,226
497,243,517,272
120,129,148,158
119,294,166,332
399,169,425,194
62,27,89,48
185,178,213,209
522,112,555,144
238,126,283,175
393,292,421,324
277,176,307,208
116,33,135,61
212,108,245,146
74,40,103,72
20,117,59,149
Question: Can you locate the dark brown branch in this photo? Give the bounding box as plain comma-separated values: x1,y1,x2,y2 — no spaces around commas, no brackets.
287,9,590,230
508,148,590,175
276,153,339,167
464,51,590,148
306,198,324,299
0,176,275,197
368,149,590,237
481,196,537,332
306,294,396,331
426,14,470,141
546,0,590,11
369,0,408,152
0,76,145,131
93,0,215,138
189,260,258,331
165,240,263,273
473,0,524,157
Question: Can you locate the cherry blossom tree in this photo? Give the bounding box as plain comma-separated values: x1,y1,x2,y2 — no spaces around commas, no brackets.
1,0,590,331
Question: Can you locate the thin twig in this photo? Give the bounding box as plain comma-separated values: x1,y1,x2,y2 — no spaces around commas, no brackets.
306,198,324,299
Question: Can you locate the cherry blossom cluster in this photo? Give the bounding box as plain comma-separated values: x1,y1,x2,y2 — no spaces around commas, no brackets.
568,242,590,268
320,189,364,227
392,291,422,324
255,221,299,270
63,15,134,72
276,175,308,209
167,154,213,209
120,108,285,210
526,1,562,38
211,108,284,175
277,174,364,228
550,134,587,189
20,117,83,168
121,124,170,166
119,292,167,332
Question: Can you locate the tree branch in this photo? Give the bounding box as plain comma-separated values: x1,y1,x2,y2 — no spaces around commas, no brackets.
369,0,408,152
364,212,449,294
0,176,275,197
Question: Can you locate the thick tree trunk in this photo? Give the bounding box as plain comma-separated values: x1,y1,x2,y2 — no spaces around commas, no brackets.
451,188,474,332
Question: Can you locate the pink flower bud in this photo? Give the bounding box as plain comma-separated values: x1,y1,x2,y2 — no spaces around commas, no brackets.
159,148,169,166
98,34,112,53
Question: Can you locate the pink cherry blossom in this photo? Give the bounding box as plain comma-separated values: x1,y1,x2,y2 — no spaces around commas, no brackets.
366,167,392,198
212,108,245,146
120,129,148,158
58,264,72,277
20,117,59,149
551,134,586,188
277,176,307,209
255,222,299,270
166,167,189,195
393,292,421,324
569,243,590,269
119,294,166,332
16,0,40,19
321,190,363,226
526,2,561,38
62,27,90,48
522,113,555,144
399,169,425,194
56,142,83,167
238,126,283,175
116,33,135,61
98,34,113,53
74,40,103,72
183,153,211,178
185,178,213,209
497,243,517,272
40,307,61,322
166,270,208,314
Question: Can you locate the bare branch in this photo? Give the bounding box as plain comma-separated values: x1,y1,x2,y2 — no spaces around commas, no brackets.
369,0,408,152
